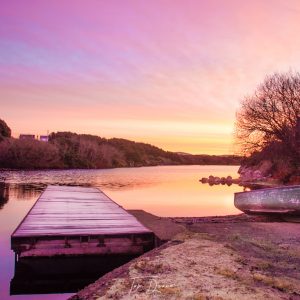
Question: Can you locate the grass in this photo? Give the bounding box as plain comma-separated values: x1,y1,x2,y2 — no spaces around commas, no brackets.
188,294,224,300
248,239,277,252
174,231,217,242
157,286,181,297
132,258,172,274
254,261,273,271
252,273,298,293
234,256,248,266
216,268,239,280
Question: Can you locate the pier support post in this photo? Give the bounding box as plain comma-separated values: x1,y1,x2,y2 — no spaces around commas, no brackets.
30,238,36,249
131,234,137,245
64,237,71,248
97,236,105,247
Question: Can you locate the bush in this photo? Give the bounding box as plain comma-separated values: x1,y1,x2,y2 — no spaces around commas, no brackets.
0,138,60,169
0,119,11,140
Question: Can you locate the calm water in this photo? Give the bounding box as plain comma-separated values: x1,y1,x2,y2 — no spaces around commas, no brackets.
0,165,242,299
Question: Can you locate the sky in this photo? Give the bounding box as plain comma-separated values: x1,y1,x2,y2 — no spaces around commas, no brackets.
1,0,300,154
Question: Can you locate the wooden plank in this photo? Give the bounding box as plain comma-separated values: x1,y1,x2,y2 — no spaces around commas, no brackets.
12,185,152,238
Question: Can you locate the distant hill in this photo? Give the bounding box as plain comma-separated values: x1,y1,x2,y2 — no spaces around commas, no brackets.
176,152,192,156
0,131,241,169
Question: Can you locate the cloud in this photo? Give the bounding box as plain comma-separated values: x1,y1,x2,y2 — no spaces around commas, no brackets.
1,0,300,153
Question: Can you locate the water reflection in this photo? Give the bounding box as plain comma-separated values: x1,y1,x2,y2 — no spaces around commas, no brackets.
0,166,243,299
0,169,155,192
11,255,138,295
0,166,243,216
0,183,44,208
8,183,45,200
0,182,9,209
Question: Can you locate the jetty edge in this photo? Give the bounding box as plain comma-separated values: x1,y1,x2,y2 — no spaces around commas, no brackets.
11,185,157,259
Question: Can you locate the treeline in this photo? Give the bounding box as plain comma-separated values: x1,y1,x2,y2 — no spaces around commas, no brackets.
0,131,241,169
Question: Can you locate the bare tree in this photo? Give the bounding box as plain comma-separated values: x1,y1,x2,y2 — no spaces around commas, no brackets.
235,71,300,156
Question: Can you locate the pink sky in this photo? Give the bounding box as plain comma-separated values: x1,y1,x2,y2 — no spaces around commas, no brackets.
1,0,300,154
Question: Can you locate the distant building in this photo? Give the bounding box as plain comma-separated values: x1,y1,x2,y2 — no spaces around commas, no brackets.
40,135,49,142
19,134,35,140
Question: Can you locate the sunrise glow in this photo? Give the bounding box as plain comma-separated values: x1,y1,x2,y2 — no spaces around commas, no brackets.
1,0,300,154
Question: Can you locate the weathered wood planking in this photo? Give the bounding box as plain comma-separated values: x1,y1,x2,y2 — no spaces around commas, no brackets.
11,185,155,257
12,185,151,237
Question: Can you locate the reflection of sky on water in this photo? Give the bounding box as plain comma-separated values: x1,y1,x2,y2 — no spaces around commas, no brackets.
0,165,243,300
0,168,157,192
0,166,243,216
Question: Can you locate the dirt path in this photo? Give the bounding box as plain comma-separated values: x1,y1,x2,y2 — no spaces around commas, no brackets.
71,212,300,300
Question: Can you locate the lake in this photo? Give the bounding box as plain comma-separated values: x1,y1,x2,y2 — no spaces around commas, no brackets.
0,165,243,299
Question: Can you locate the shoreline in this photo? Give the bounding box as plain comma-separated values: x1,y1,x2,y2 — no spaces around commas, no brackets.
0,164,241,172
71,210,300,300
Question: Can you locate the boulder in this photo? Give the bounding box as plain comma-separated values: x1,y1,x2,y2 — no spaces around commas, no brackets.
200,175,240,185
200,177,208,183
220,177,226,185
214,177,221,184
226,176,233,183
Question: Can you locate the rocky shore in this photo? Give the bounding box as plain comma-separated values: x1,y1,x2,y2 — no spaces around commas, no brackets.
71,211,300,300
199,158,300,187
199,175,239,186
238,160,300,186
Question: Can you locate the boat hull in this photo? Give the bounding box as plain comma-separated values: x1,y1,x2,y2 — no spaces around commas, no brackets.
234,185,300,215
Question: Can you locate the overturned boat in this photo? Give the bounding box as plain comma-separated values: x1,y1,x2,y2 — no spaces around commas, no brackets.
234,185,300,215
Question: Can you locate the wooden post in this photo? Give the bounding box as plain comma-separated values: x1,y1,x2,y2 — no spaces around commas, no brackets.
30,237,36,249
131,234,137,245
97,236,105,247
64,237,71,248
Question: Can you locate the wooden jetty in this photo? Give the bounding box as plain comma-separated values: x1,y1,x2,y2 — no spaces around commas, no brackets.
11,185,156,259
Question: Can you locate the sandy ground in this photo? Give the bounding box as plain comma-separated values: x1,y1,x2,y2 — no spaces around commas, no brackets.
71,212,300,300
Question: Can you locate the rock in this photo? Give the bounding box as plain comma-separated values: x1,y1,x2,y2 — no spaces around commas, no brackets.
200,175,240,186
238,159,293,184
200,177,208,183
214,177,221,184
232,178,240,184
239,165,266,183
226,176,233,186
253,170,263,180
208,175,215,184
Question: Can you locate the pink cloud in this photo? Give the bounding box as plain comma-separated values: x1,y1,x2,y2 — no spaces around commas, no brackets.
1,0,300,153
